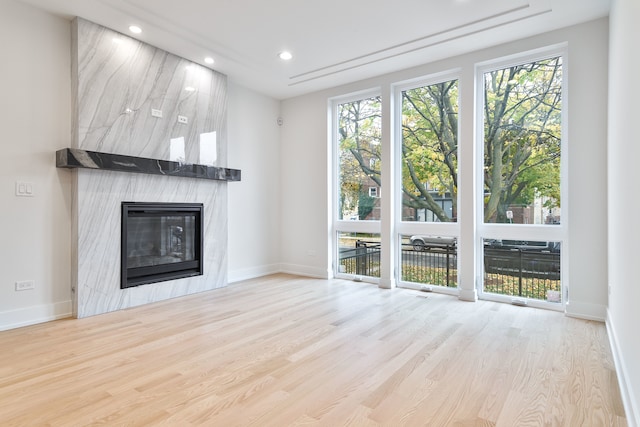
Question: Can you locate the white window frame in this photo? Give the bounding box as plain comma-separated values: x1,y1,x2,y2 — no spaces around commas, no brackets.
330,88,382,284
474,44,569,311
392,70,462,294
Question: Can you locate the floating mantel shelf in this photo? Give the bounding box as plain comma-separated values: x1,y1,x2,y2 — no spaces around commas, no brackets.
56,148,241,182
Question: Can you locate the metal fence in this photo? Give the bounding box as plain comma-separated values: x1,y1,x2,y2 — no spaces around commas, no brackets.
338,241,381,277
400,242,457,287
338,240,458,285
484,247,561,301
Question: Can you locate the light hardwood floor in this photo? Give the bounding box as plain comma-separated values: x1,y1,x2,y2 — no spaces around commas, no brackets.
0,274,627,426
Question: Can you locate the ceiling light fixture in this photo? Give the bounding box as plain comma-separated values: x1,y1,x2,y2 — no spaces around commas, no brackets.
129,25,142,34
278,51,293,61
204,57,214,65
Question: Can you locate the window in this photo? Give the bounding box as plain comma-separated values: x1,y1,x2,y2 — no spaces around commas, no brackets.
333,92,382,282
336,95,382,221
477,50,566,306
482,56,562,225
399,79,458,222
337,232,381,278
330,46,566,310
395,75,460,291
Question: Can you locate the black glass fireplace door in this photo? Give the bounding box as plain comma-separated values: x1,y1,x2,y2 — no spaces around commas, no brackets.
121,203,203,288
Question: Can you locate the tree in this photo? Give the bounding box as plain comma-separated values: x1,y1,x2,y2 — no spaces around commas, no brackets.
341,57,562,224
337,97,381,220
483,57,562,223
401,81,458,221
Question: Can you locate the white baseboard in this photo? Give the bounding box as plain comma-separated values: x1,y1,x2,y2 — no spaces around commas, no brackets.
606,310,639,427
564,300,607,322
228,264,282,283
279,263,330,279
229,263,331,283
0,300,72,331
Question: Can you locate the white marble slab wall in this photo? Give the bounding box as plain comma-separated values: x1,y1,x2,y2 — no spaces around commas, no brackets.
71,18,228,317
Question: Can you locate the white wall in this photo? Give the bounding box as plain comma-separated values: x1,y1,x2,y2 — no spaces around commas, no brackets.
0,0,72,330
280,91,333,278
280,18,610,320
227,83,282,282
608,0,640,423
0,0,284,327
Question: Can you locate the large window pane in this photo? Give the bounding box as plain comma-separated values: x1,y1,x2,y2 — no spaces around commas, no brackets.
483,238,561,302
400,80,458,222
337,96,382,221
483,57,562,224
337,232,381,278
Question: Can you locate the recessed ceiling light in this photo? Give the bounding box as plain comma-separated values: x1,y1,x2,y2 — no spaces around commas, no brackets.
278,51,293,61
129,25,142,34
204,57,214,65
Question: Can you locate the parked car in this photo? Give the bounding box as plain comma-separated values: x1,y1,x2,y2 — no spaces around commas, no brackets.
409,235,456,252
483,239,560,253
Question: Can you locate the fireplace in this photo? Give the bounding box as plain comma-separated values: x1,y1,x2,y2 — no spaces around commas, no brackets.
121,202,203,289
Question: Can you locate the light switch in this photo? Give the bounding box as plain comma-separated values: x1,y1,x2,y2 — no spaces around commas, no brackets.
151,109,163,118
16,181,34,197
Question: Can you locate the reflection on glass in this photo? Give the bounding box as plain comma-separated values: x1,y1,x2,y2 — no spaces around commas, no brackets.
170,137,185,163
199,131,217,165
127,215,196,268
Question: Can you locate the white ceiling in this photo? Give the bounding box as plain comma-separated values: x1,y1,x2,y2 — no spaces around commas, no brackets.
18,0,610,99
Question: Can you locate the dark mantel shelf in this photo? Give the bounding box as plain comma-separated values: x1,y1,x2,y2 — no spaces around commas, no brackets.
56,148,241,182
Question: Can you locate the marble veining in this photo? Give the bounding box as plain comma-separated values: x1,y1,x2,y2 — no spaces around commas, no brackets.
57,148,241,181
70,18,230,318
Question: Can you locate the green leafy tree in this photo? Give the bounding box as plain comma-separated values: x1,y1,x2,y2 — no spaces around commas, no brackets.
401,81,458,221
483,57,562,222
341,57,562,224
337,97,381,220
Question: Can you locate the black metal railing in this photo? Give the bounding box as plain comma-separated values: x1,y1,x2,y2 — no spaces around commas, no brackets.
400,242,457,287
338,241,561,301
483,247,561,300
338,240,381,277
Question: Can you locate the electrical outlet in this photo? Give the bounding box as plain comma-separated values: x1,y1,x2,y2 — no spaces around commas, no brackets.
177,115,188,124
15,280,35,291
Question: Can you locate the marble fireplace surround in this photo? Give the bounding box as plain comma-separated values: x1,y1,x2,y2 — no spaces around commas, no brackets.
67,18,237,318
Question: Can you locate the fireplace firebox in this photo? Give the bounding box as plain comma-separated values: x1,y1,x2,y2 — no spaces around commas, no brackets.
121,202,203,289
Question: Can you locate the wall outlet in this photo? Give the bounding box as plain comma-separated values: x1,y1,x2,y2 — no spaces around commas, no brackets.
177,115,188,124
15,280,35,291
15,181,34,197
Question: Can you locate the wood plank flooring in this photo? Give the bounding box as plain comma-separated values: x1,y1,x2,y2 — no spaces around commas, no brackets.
0,274,627,426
